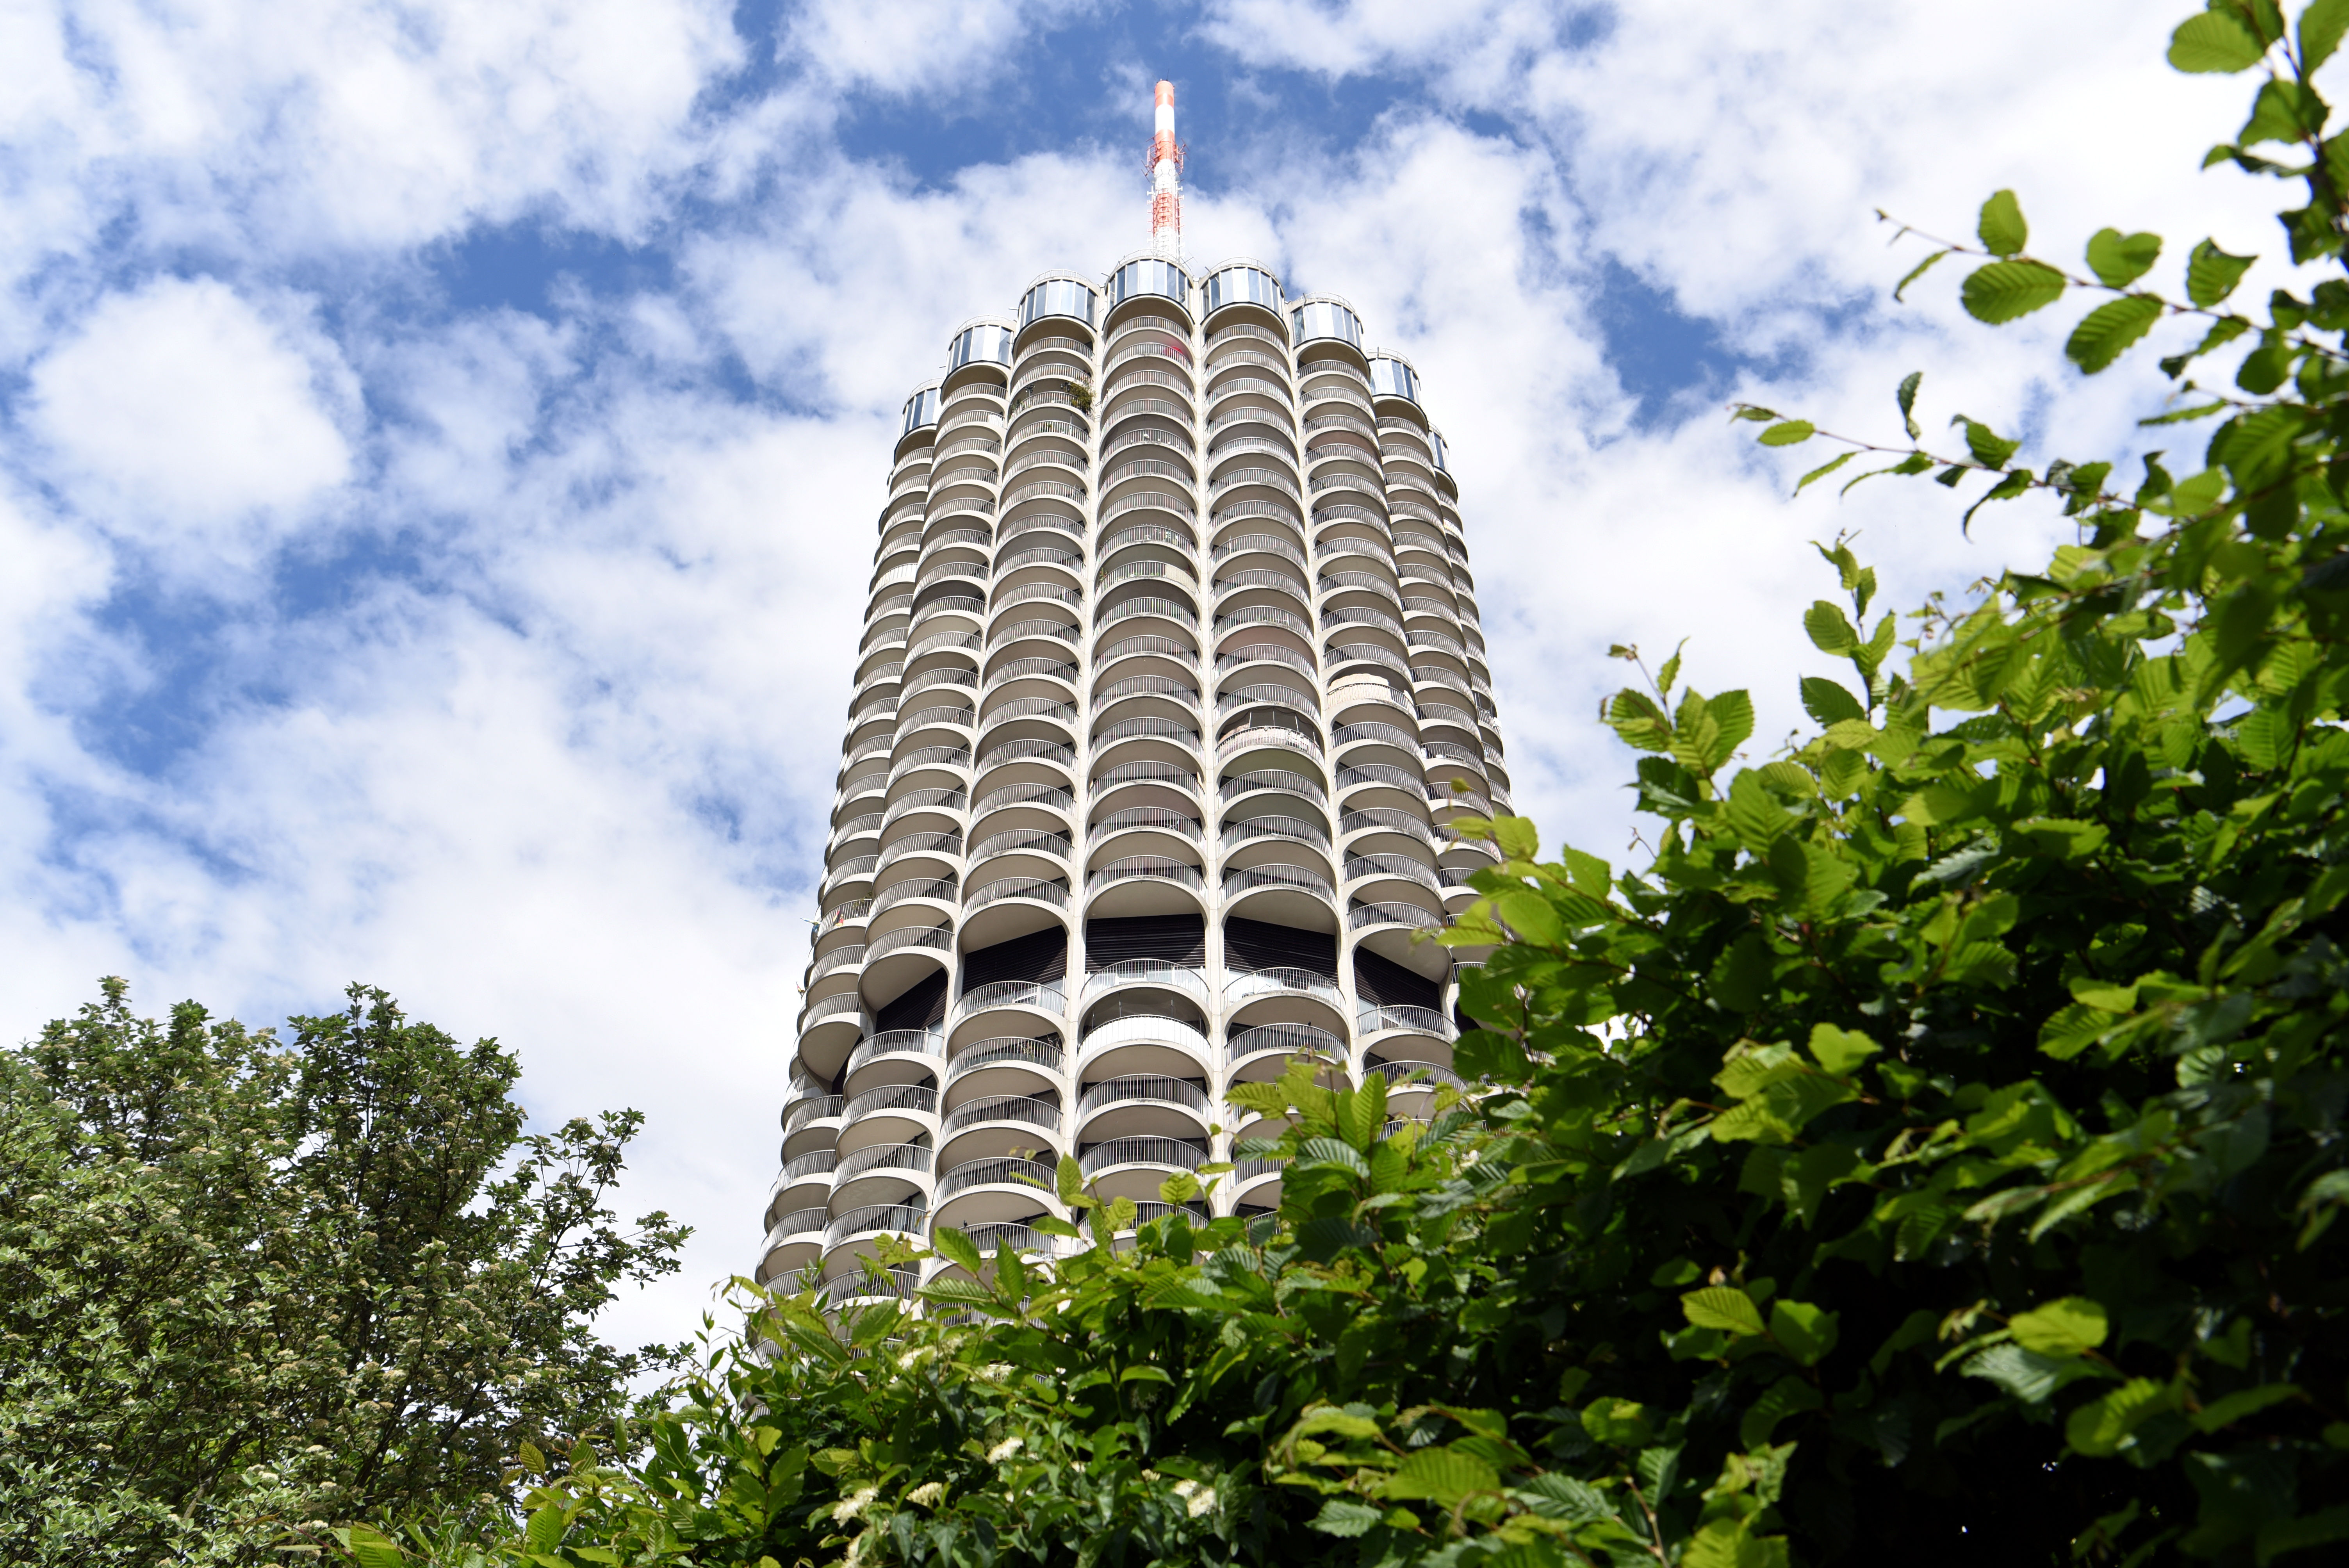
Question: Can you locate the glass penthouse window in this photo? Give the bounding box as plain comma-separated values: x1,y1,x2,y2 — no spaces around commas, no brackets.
1368,355,1421,404
1290,298,1363,349
1019,278,1098,330
949,323,1013,370
900,386,941,437
1205,265,1283,321
1107,259,1191,313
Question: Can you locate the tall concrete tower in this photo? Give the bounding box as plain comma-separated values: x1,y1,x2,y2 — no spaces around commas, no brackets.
761,94,1512,1304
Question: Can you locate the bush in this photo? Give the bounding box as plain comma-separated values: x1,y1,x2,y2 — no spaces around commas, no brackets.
448,4,2349,1563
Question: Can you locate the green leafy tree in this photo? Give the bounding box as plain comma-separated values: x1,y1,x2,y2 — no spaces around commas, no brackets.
0,979,689,1566
442,4,2349,1563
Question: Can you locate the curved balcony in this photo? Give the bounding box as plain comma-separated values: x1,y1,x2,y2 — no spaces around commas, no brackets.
1077,1011,1212,1080
1216,723,1325,780
940,1092,1064,1144
1347,901,1451,971
815,901,872,948
958,875,1071,950
1073,1075,1212,1143
1231,1149,1288,1210
1100,489,1199,535
1340,806,1440,854
816,1265,922,1309
880,786,967,836
969,781,1076,842
1223,965,1347,1029
1227,1021,1349,1085
953,975,1067,1026
887,746,971,796
756,1206,830,1286
1083,855,1208,919
1080,959,1211,1012
1090,760,1203,816
1220,863,1339,930
822,1201,927,1269
766,1148,838,1226
1213,604,1317,665
934,1155,1061,1228
967,827,1073,888
1335,761,1431,813
981,657,1080,704
841,1025,947,1098
971,738,1076,797
942,1221,1072,1271
831,1140,937,1212
1219,813,1333,860
1343,852,1445,905
1093,634,1199,686
1089,716,1203,773
859,927,955,1010
1086,805,1205,865
1094,596,1201,654
806,941,866,996
780,1094,847,1160
868,877,959,940
944,1036,1066,1103
796,994,871,1078
1215,643,1321,687
1365,1057,1467,1115
874,830,961,877
838,1082,940,1156
1358,1003,1458,1060
1076,1136,1207,1203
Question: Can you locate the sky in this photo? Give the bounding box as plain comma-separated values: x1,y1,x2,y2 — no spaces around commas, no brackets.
0,0,2319,1349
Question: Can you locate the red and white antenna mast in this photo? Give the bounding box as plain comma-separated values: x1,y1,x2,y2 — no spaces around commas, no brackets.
1150,80,1183,261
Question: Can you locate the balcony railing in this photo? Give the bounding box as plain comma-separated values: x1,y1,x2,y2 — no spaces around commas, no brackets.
1221,864,1337,902
843,1027,946,1078
955,980,1067,1021
1357,1003,1456,1041
1224,967,1344,1010
1076,1076,1211,1119
782,1096,845,1134
1080,960,1209,1007
1085,857,1206,895
834,1141,937,1184
946,1037,1067,1083
1227,1021,1347,1067
863,925,955,966
1347,902,1447,934
823,1203,927,1250
940,1095,1063,1139
842,1083,939,1126
1078,1137,1206,1176
936,1155,1058,1201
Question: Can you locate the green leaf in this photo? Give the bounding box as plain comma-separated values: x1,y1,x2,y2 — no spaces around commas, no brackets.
1383,1446,1500,1506
1978,189,2029,256
2085,229,2162,287
1897,370,1924,436
2066,1378,2181,1457
2009,1296,2109,1357
1799,676,1866,725
2169,8,2267,71
1804,601,1859,654
2304,0,2349,72
1055,1155,1085,1206
340,1526,409,1568
1308,1499,1386,1538
2186,239,2257,307
1952,416,2022,468
2192,1382,2300,1433
2239,78,2328,146
1893,249,1951,303
1582,1398,1656,1446
1495,889,1564,946
1682,1285,1767,1336
1759,420,1815,446
524,1505,567,1555
932,1226,984,1277
2066,295,2164,374
1795,449,1856,493
1961,260,2068,323
1768,1299,1839,1365
1805,1023,1878,1076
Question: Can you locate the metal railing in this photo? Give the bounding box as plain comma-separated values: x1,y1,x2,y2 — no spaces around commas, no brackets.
1347,902,1446,933
1227,1022,1347,1067
1085,858,1207,895
955,980,1067,1020
1078,1137,1206,1176
1076,1076,1211,1119
834,1141,937,1184
946,1037,1066,1083
843,1027,946,1078
842,1083,939,1124
936,1155,1058,1201
1357,1004,1456,1041
1225,967,1344,1009
940,1095,1062,1138
1080,961,1210,1006
782,1096,845,1134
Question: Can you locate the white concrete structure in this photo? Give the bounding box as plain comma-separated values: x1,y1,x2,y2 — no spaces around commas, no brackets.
760,260,1513,1307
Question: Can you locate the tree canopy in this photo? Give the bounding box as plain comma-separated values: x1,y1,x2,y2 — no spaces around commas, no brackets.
0,980,687,1567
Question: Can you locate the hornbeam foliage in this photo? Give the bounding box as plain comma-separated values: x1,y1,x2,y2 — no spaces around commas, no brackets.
426,5,2348,1565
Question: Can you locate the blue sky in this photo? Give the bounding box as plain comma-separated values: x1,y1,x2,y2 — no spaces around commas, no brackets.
0,0,2301,1343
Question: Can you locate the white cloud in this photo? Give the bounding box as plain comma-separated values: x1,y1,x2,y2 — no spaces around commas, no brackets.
24,276,354,574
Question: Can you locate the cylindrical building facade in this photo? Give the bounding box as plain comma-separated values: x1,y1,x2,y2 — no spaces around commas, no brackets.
761,258,1512,1307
